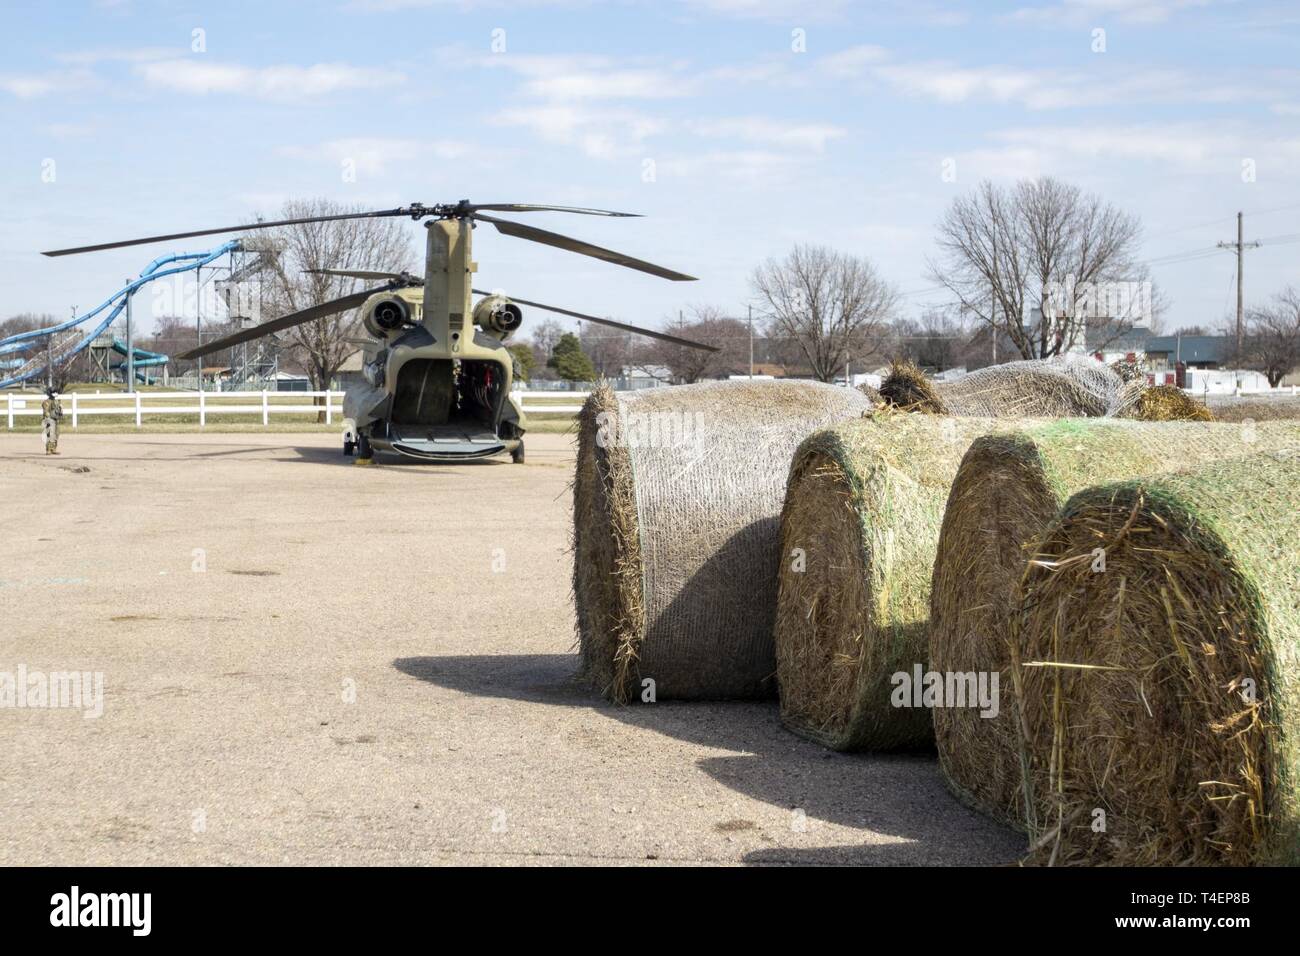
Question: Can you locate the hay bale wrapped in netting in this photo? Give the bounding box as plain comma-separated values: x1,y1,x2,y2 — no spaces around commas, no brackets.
1014,451,1300,865
573,379,875,702
774,412,1016,750
930,420,1300,828
880,357,1140,419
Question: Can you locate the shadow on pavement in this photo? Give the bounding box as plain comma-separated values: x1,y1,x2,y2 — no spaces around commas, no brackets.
394,652,1024,863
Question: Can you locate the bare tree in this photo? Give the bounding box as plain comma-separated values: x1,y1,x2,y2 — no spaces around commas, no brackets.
892,309,964,372
1241,287,1300,387
255,199,417,402
752,244,898,382
0,313,54,339
639,306,748,384
579,324,635,379
928,177,1155,360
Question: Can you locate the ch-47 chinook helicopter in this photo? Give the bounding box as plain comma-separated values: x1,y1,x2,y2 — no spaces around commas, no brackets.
41,200,717,464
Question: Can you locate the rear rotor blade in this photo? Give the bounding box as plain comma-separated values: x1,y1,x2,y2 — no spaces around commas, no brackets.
473,213,696,282
177,284,395,360
468,204,640,217
473,289,717,352
42,207,414,258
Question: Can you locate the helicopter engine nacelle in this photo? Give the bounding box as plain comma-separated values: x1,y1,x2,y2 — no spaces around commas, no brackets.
473,295,523,336
362,295,410,339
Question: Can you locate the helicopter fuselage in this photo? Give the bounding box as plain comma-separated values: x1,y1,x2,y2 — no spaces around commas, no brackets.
342,218,528,462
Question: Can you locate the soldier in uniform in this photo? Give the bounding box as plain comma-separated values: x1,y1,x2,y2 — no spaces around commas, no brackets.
41,386,63,455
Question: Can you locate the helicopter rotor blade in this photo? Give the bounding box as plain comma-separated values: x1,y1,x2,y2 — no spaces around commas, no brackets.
472,213,696,282
304,267,419,283
472,289,717,352
177,283,397,361
41,208,418,258
467,204,640,217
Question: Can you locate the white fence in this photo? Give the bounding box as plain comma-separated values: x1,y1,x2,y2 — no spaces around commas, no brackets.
4,389,592,428
5,390,345,428
512,390,590,414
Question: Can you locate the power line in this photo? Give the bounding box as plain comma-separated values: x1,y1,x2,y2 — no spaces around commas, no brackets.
1146,199,1300,240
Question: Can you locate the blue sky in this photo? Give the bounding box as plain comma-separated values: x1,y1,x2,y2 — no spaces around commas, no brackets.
2,0,1299,337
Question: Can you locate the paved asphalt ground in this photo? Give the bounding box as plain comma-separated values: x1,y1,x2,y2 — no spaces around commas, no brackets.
0,430,1023,865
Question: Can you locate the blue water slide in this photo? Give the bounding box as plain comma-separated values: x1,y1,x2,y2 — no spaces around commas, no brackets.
0,240,240,388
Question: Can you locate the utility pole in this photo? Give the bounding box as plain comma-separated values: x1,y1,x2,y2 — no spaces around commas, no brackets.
991,229,998,365
1217,211,1261,361
125,280,135,393
196,265,204,393
747,304,754,379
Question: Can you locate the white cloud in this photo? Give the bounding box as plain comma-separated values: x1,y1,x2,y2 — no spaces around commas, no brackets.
677,0,851,20
491,105,668,158
956,122,1300,183
134,59,405,100
0,68,95,98
278,137,473,176
659,149,804,187
873,61,1266,110
485,54,694,100
42,122,99,139
1010,0,1216,26
56,47,179,65
992,125,1222,167
817,44,889,79
688,116,846,151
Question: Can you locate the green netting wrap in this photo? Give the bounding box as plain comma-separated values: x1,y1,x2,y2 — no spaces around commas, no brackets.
931,419,1300,829
774,412,1017,751
1015,451,1300,865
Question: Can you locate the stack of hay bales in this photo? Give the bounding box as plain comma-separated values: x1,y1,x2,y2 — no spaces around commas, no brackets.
1014,452,1300,865
573,379,874,702
930,420,1300,829
774,412,1016,750
879,357,1140,419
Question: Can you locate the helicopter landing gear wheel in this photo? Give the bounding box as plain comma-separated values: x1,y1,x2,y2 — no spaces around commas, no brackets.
511,441,525,464
354,433,373,466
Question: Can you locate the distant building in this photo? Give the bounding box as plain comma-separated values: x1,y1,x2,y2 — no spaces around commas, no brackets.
1084,323,1153,364
1142,335,1229,371
332,349,365,392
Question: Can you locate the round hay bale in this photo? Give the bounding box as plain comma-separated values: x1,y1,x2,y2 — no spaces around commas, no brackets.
1015,451,1300,865
774,412,1012,750
881,357,1136,419
939,363,1116,418
931,420,1300,829
573,379,874,702
1131,383,1215,421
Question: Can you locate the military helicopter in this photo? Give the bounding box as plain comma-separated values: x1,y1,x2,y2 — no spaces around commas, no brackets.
42,201,716,464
